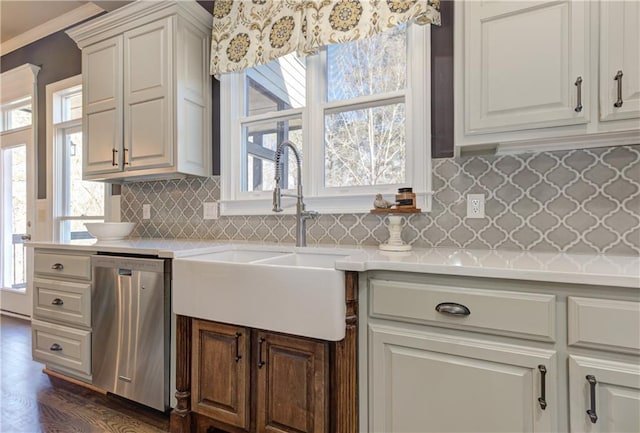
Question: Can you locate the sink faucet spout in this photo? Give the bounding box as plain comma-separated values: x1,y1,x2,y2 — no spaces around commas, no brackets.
272,141,318,247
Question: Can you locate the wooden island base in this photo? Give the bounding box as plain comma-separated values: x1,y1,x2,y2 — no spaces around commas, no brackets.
170,271,359,433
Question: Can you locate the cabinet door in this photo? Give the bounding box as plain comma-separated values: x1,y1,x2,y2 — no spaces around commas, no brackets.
82,36,123,176
464,0,589,134
370,324,556,432
192,320,250,429
123,17,173,171
569,355,640,433
256,331,328,433
599,1,640,121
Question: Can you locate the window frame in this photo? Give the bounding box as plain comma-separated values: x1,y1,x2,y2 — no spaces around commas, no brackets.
220,23,432,216
46,75,109,242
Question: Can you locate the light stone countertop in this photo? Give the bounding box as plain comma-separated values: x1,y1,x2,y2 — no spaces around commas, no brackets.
27,238,640,289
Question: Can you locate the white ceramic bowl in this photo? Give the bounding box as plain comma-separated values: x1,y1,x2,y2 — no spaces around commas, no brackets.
85,222,136,241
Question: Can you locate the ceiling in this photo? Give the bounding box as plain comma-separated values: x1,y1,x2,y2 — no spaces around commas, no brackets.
0,1,131,43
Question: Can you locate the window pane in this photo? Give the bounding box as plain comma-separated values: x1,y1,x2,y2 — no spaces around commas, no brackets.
63,92,82,121
60,219,104,242
246,53,306,116
2,102,32,131
243,117,302,192
1,146,27,289
66,130,104,216
327,24,407,102
324,103,406,187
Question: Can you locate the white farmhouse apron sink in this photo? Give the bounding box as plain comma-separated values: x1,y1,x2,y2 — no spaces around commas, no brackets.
172,247,350,341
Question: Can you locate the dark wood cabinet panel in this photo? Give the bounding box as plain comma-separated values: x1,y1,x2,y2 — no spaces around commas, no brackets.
255,332,328,433
192,320,250,430
176,271,359,433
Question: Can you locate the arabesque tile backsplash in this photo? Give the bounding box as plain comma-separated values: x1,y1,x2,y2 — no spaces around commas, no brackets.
121,145,640,255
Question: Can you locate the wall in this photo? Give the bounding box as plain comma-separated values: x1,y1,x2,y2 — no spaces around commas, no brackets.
1,31,82,199
0,1,218,199
121,144,640,255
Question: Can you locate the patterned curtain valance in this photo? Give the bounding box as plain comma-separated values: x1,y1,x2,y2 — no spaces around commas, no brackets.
210,0,441,75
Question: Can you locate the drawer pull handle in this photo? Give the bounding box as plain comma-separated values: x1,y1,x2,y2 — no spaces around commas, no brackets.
435,302,470,316
50,343,63,351
51,263,64,270
538,365,547,410
614,70,624,108
586,375,598,423
574,76,583,112
235,332,242,363
258,337,266,368
51,298,64,306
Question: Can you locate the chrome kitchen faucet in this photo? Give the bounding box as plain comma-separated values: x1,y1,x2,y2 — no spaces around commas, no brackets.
272,141,318,247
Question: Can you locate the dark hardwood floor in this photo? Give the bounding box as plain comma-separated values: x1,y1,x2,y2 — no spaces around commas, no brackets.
0,315,170,433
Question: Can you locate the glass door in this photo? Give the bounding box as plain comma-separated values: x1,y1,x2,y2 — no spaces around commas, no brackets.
0,128,34,317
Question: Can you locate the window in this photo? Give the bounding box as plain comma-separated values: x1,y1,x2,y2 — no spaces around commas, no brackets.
0,96,32,132
220,23,431,215
47,76,106,242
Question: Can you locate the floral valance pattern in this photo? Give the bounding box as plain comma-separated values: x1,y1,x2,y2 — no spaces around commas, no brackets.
210,0,441,75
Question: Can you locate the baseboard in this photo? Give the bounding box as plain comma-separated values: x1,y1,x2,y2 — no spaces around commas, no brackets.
43,368,107,395
0,310,31,321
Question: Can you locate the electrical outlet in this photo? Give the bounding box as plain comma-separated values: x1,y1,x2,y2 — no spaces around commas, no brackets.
466,194,485,218
203,202,219,220
142,204,151,220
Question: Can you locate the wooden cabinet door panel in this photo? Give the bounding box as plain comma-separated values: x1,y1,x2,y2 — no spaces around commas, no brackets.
256,332,328,433
192,320,250,429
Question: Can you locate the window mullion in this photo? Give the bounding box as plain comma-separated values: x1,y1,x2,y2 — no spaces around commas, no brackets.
406,23,432,207
306,52,326,198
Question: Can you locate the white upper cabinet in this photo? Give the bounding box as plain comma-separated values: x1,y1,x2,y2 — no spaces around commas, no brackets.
83,37,123,175
464,0,589,134
599,1,640,122
456,0,640,154
67,1,212,181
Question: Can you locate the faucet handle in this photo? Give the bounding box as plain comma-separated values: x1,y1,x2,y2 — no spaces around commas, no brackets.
303,210,319,220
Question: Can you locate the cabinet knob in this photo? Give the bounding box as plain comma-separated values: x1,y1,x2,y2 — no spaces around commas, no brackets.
51,298,64,306
50,343,63,351
51,263,64,270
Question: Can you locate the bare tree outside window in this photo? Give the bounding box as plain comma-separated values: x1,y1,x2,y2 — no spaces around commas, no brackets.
325,25,407,188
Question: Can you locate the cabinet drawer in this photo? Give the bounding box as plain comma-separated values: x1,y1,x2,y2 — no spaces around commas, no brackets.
370,279,556,340
568,297,640,354
34,252,91,280
33,278,91,328
32,320,91,376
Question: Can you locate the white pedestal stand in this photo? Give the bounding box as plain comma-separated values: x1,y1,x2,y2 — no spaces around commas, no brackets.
379,215,412,252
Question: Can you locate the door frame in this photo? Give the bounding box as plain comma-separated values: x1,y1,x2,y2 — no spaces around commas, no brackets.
0,126,36,318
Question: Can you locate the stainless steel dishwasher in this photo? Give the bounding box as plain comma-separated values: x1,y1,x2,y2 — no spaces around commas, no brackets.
91,255,170,411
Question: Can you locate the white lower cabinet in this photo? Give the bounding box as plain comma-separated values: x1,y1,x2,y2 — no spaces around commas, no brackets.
361,273,640,433
369,324,556,433
569,356,640,432
31,249,94,381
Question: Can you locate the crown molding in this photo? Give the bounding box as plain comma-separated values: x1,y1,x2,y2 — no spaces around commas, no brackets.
0,3,105,56
66,1,212,48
